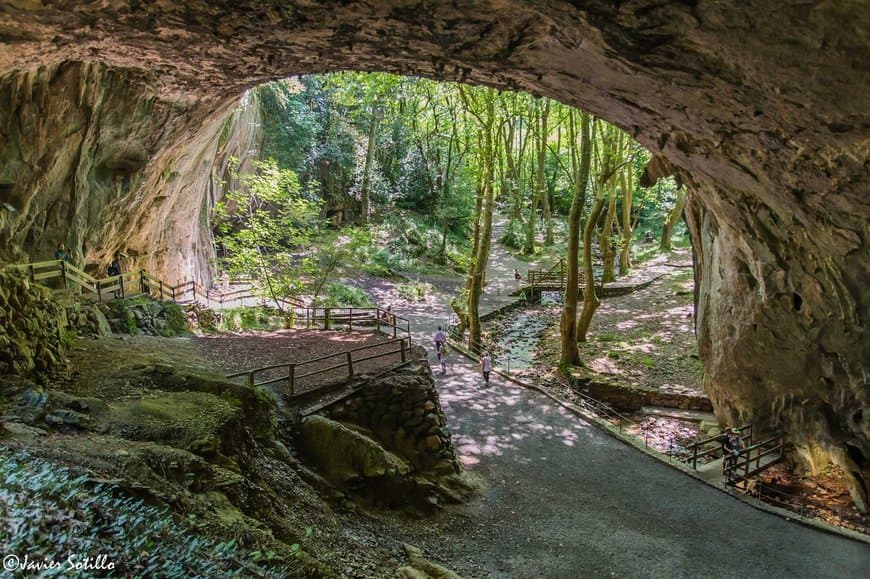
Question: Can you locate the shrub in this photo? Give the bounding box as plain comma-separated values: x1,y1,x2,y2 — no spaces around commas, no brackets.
396,281,433,302
320,283,373,307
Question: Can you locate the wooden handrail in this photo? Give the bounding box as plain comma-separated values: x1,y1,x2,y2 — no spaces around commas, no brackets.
228,337,410,396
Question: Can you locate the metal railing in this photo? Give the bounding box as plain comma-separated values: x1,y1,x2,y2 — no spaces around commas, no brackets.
225,336,411,397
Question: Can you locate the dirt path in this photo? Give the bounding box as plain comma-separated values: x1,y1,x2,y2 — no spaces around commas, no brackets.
351,224,869,577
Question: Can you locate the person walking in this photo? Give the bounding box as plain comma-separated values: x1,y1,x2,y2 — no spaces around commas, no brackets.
722,425,743,479
434,326,446,354
439,346,448,375
480,352,493,385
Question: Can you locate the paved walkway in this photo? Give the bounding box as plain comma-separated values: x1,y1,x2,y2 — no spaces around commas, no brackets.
394,228,869,577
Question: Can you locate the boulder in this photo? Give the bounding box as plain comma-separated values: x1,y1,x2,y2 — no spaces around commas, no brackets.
297,415,410,483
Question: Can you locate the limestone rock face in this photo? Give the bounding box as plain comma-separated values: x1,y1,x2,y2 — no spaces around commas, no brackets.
0,62,260,285
0,2,867,507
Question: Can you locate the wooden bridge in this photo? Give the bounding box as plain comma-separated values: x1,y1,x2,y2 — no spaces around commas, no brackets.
514,259,663,302
226,335,412,398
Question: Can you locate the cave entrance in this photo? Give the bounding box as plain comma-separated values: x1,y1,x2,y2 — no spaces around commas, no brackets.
1,1,866,515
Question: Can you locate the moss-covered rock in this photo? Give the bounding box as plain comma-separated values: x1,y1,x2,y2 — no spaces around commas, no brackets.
0,269,67,380
298,414,410,483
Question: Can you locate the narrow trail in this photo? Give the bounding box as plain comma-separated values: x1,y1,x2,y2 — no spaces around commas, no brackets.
383,225,869,577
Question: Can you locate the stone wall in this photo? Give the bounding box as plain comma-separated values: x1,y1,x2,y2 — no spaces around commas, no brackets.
322,362,459,476
0,269,67,378
568,372,713,414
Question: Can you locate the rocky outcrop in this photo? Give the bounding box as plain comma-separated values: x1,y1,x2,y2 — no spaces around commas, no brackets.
100,297,188,337
0,2,866,508
0,62,261,285
0,269,67,378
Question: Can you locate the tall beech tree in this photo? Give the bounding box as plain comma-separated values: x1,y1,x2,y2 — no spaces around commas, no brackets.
559,111,593,366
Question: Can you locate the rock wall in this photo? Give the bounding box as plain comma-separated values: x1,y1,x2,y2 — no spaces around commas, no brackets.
0,1,866,508
0,269,67,378
0,62,261,285
299,361,468,510
323,362,459,475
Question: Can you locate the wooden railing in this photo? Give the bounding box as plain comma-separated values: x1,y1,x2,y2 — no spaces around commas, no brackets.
725,432,786,484
283,306,410,339
225,337,411,396
4,259,306,309
526,258,574,292
686,423,754,469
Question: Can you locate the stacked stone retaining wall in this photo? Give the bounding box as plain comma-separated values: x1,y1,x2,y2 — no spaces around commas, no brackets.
322,361,459,475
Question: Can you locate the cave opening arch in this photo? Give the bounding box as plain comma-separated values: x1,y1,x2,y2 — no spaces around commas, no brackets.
0,1,866,510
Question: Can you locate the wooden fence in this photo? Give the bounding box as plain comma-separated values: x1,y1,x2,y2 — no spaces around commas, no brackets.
225,337,412,396
4,259,306,309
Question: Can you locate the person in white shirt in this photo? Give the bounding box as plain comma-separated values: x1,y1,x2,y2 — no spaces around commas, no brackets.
480,353,493,384
433,326,446,353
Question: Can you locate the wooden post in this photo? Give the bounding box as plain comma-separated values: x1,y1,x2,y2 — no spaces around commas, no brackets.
691,442,698,470
347,351,354,378
247,372,254,388
97,280,103,302
400,339,406,363
139,271,145,294
324,308,330,330
119,275,126,299
288,365,295,395
29,264,35,282
60,261,67,288
393,320,397,338
376,309,381,334
348,307,353,332
159,279,164,300
171,286,175,302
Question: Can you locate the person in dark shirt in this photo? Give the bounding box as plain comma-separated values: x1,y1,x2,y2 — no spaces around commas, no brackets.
107,254,122,277
54,243,70,263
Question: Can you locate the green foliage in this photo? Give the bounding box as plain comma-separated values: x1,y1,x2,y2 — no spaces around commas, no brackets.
396,281,433,302
499,219,525,249
320,283,373,307
218,307,277,332
61,329,77,347
160,302,188,337
214,159,322,304
0,450,295,577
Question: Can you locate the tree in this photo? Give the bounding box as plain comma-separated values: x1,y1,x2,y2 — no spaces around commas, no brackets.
559,111,593,366
214,159,322,310
660,185,687,250
578,123,624,340
459,85,500,352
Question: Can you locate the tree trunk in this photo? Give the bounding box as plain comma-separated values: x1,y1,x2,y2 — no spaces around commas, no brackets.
619,168,633,275
538,100,553,246
467,134,496,352
559,113,592,366
599,180,618,283
660,186,687,250
578,195,606,341
359,107,381,225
